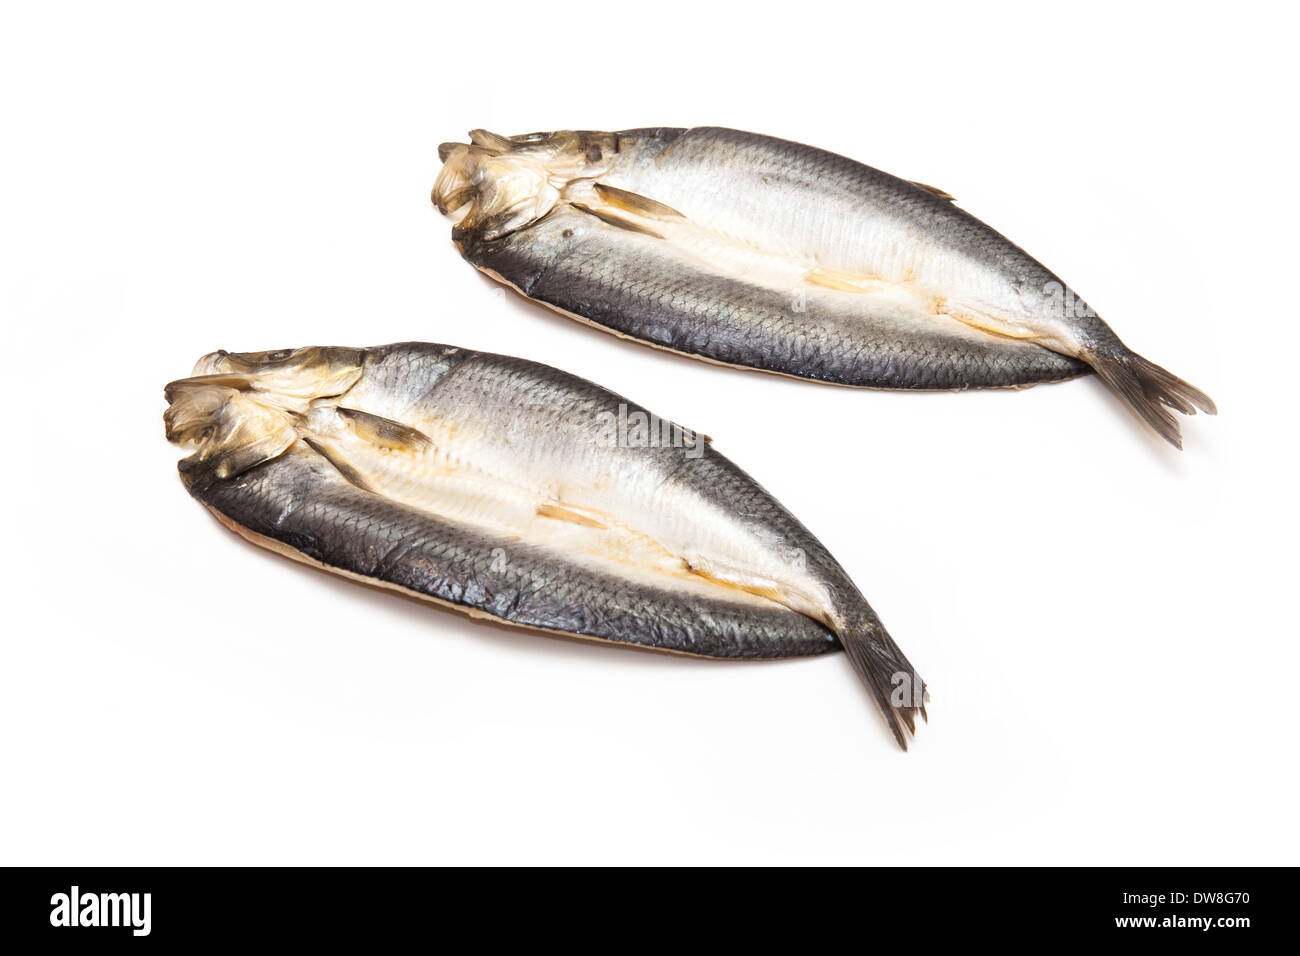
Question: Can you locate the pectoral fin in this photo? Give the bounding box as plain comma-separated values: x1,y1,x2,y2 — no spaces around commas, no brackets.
570,202,666,239
593,183,685,220
302,436,374,492
336,407,433,451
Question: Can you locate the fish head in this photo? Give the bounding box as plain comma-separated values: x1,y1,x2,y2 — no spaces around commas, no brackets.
433,129,619,241
192,346,366,401
164,347,365,479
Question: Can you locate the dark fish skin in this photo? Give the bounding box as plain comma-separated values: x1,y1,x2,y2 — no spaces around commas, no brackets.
180,446,840,660
462,206,1089,389
167,343,927,746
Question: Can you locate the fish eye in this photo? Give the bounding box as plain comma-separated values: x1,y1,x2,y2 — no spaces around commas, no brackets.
585,145,603,163
264,349,293,362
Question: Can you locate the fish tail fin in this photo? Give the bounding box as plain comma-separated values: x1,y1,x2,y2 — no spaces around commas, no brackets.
839,618,927,750
1088,346,1216,449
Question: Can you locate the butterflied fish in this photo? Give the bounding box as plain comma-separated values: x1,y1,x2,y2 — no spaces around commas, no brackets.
164,342,927,747
434,127,1216,447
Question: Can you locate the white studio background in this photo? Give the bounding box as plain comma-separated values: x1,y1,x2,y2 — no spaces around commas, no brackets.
1,2,1294,865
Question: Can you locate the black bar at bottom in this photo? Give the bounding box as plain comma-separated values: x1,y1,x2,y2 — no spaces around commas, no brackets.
0,866,1282,944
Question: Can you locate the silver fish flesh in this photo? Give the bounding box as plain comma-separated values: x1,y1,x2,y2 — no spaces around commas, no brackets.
164,343,927,747
434,127,1215,447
